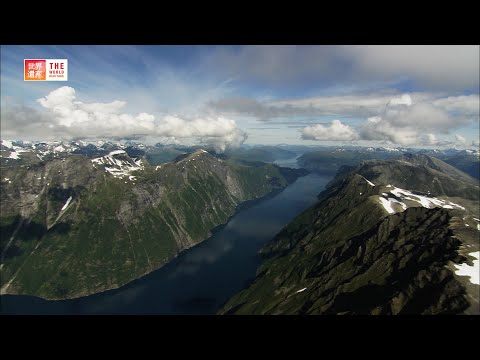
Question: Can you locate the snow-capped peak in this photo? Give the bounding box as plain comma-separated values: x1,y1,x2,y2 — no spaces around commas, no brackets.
91,151,143,180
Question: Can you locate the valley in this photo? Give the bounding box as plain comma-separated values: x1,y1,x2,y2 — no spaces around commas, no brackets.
0,141,307,299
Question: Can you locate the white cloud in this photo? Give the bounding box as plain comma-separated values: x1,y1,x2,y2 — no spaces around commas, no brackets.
300,93,477,146
210,93,423,120
455,134,467,145
432,95,480,116
383,102,452,129
301,120,358,141
388,94,413,106
421,133,439,145
36,87,157,136
214,89,480,148
359,116,419,146
155,115,247,151
211,92,478,125
2,86,246,152
357,95,474,146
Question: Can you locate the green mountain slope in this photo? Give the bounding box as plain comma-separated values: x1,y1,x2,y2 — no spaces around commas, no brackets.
219,156,479,315
0,149,304,299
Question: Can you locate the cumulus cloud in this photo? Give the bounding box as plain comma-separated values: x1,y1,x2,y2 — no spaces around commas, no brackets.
301,93,478,146
2,86,247,152
301,120,358,141
359,116,419,145
154,115,247,151
358,101,457,145
36,87,156,136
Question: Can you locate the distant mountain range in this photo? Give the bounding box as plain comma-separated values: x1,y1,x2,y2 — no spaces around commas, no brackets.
297,146,480,179
0,140,299,167
219,154,479,315
0,140,306,299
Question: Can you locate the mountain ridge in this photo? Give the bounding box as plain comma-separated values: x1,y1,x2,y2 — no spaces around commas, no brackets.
219,155,479,315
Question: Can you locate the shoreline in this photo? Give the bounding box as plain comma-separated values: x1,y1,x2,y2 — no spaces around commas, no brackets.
0,171,308,303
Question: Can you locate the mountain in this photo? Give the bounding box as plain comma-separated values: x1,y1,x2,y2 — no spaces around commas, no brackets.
0,142,306,300
326,153,479,201
297,147,403,174
218,155,479,315
297,147,480,180
224,146,297,163
428,150,480,180
145,146,186,165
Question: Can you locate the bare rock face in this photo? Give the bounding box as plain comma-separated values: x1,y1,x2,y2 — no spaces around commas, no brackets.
1,148,305,299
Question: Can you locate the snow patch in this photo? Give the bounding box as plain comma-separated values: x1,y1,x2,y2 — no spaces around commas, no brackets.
1,140,13,148
295,288,307,293
378,197,407,214
7,151,20,159
61,196,72,211
91,152,143,179
361,176,375,186
453,251,480,285
389,187,465,211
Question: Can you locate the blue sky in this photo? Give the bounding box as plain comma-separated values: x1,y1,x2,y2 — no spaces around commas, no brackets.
1,45,479,149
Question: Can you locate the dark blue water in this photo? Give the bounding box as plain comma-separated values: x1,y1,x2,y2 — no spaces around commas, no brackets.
0,172,331,315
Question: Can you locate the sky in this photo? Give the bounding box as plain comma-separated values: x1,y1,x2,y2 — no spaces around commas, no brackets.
1,45,479,150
